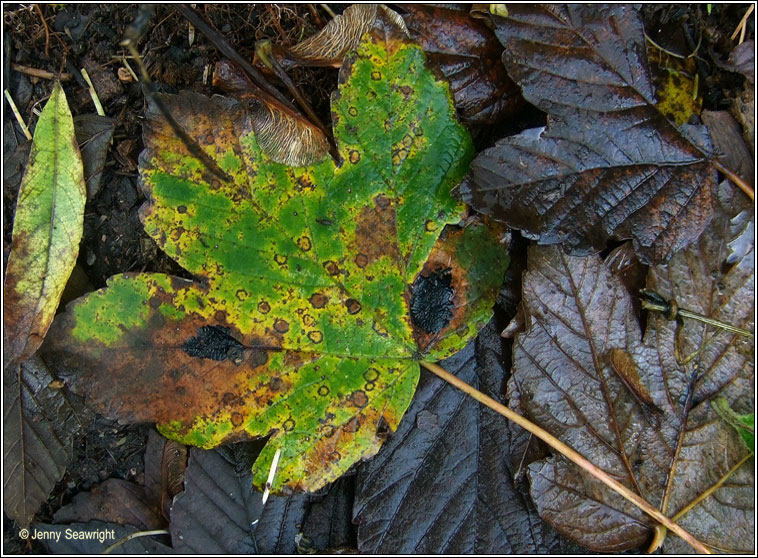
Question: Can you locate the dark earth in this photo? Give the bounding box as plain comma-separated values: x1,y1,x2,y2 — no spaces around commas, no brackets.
2,3,753,554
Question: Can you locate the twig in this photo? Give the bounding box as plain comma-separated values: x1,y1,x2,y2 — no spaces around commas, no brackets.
648,452,753,552
319,4,336,19
34,3,50,57
102,529,169,554
80,68,105,117
174,4,297,112
11,64,71,81
731,4,755,44
420,360,712,554
4,90,32,140
714,160,755,201
641,289,754,338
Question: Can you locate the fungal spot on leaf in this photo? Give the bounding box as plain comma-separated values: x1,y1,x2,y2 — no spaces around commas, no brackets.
365,381,375,391
297,236,312,251
235,289,248,301
320,424,335,437
274,254,288,267
363,368,380,382
316,218,332,226
309,292,328,308
318,385,330,396
182,325,245,362
355,253,368,268
323,260,340,276
283,418,295,432
345,298,362,314
328,451,341,462
258,301,271,314
372,321,389,337
424,220,437,232
410,268,455,334
177,205,187,214
274,319,290,333
269,377,284,391
231,412,243,427
308,330,324,344
371,70,382,81
349,150,361,164
349,390,368,408
302,313,315,327
348,106,358,117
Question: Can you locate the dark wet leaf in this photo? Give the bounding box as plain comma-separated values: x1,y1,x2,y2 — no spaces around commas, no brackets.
727,39,755,83
701,110,754,187
354,320,562,553
169,443,308,554
32,520,174,554
73,114,115,200
459,5,719,264
52,477,165,530
299,476,356,551
511,186,753,551
3,355,91,529
399,4,525,128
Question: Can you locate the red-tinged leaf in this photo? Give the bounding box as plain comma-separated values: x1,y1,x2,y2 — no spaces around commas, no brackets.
511,185,753,551
459,5,718,264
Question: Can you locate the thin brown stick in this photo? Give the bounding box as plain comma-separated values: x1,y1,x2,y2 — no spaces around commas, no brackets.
714,160,755,201
11,64,71,81
420,360,712,554
34,4,50,57
102,529,169,554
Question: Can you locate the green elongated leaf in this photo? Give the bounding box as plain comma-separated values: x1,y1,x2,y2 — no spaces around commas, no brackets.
712,397,754,453
3,82,86,368
44,22,507,493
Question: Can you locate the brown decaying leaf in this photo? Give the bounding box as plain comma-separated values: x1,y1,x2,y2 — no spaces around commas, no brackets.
3,355,91,528
73,114,115,200
511,185,753,552
160,438,187,516
399,4,524,127
459,5,718,264
701,110,755,187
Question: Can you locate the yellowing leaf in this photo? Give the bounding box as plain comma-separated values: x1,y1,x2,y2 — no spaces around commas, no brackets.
44,24,508,493
3,82,86,368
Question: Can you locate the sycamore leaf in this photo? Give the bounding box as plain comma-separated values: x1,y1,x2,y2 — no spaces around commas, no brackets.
3,81,86,368
458,5,718,264
510,187,753,552
44,24,508,493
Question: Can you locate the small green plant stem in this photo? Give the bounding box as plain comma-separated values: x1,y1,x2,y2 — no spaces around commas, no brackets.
420,360,712,555
102,529,169,554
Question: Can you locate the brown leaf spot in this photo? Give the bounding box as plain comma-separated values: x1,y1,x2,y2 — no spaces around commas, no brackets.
323,260,340,276
349,390,368,408
308,330,324,344
320,424,335,437
258,301,271,314
349,150,361,164
283,418,295,432
348,106,358,116
365,381,376,391
249,349,268,369
274,319,290,333
230,412,244,427
269,377,284,391
309,292,329,308
355,253,368,268
235,289,248,301
327,451,341,462
177,205,187,214
363,368,380,382
345,298,362,314
302,313,316,327
371,70,382,81
318,385,330,396
372,321,389,338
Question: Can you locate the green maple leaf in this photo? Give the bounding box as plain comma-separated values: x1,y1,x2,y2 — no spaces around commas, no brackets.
45,24,508,492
